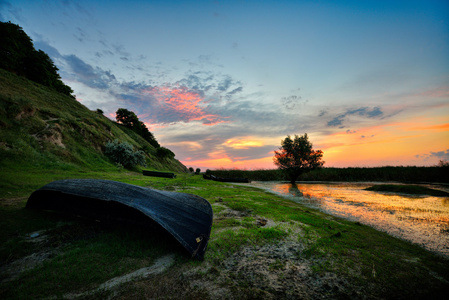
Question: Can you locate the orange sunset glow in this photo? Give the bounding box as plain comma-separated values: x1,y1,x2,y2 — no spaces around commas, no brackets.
224,138,264,149
175,114,449,170
316,117,449,166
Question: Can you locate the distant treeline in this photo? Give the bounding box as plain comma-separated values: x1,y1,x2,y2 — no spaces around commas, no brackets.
206,166,449,183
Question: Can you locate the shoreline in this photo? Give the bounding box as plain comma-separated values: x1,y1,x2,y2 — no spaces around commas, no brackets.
240,181,449,258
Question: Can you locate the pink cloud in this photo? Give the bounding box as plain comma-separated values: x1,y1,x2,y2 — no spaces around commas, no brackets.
142,85,228,126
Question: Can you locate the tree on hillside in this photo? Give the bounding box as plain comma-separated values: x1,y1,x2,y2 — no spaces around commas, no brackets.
0,21,33,72
115,108,160,148
273,133,324,184
116,108,139,128
0,21,74,97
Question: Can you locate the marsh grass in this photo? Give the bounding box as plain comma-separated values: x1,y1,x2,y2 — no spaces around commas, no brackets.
208,165,449,183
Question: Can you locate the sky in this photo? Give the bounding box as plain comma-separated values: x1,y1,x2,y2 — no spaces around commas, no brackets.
1,0,448,170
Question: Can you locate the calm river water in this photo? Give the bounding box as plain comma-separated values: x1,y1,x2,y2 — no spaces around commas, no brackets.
243,181,449,257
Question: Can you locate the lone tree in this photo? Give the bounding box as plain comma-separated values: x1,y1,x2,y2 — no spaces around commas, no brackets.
273,133,324,184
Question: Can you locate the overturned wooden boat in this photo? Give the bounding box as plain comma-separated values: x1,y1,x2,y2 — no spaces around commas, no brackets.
26,179,213,260
143,170,176,178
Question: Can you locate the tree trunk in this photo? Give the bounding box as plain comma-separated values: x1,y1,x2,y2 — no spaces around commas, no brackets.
290,174,298,184
289,169,304,184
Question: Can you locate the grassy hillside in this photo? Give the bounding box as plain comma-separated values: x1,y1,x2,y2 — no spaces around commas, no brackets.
0,68,186,178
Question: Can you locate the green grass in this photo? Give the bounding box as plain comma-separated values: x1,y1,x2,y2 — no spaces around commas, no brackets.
1,172,449,299
365,184,449,197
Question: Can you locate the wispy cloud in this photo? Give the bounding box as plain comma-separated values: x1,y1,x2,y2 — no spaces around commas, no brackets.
224,145,275,162
415,149,449,162
64,54,117,89
280,94,307,110
327,106,383,127
59,0,92,19
175,71,244,99
417,86,449,98
430,150,449,160
410,123,449,132
142,86,228,125
33,41,117,90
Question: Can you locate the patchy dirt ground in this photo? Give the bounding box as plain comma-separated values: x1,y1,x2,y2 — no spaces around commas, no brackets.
113,237,374,299
109,212,379,299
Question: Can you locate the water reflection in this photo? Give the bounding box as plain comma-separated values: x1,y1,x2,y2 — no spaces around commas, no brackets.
247,181,449,257
287,184,303,197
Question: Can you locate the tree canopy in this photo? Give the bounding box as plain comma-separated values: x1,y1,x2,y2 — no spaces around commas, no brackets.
116,108,140,128
273,133,324,184
115,108,160,148
0,21,74,98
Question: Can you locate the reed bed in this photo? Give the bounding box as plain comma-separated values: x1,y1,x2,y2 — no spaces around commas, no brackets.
206,166,449,183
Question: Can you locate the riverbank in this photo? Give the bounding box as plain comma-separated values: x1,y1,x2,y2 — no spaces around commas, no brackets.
238,181,449,258
1,172,449,299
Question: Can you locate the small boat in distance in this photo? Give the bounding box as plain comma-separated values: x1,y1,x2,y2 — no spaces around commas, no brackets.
203,174,251,183
142,170,176,178
26,179,213,260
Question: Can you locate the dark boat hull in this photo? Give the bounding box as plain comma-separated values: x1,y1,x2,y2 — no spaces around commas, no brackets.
203,174,251,183
142,170,176,178
26,179,213,260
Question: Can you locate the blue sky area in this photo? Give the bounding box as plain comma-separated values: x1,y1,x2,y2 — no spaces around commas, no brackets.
1,0,448,169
